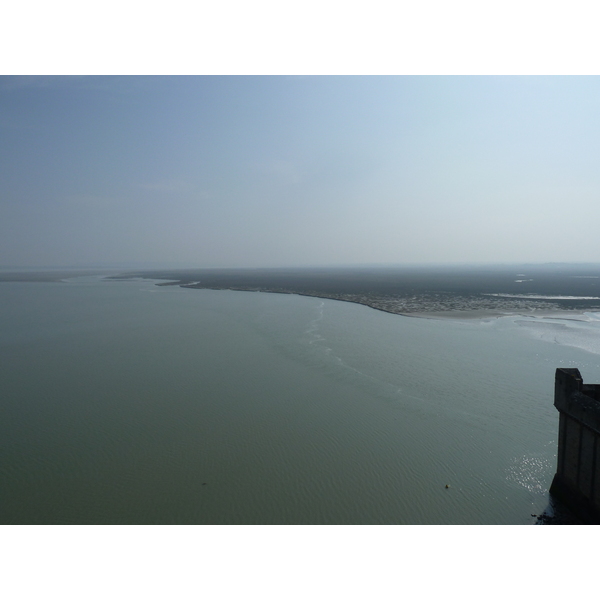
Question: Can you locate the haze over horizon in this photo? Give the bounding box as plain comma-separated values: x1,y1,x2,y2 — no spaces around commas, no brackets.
2,76,600,270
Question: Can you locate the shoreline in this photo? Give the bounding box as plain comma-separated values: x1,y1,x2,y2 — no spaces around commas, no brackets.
177,283,598,322
6,270,600,322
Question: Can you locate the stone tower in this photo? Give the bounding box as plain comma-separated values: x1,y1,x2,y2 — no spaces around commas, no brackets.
550,368,600,523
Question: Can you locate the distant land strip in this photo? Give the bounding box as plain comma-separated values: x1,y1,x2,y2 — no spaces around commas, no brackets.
0,270,114,283
109,265,600,319
5,266,600,319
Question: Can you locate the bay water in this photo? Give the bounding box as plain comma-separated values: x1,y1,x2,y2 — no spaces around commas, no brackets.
2,276,600,524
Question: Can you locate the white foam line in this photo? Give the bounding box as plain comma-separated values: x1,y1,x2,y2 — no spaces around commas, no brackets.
484,293,600,300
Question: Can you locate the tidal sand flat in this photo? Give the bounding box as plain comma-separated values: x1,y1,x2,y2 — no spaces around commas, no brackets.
2,270,600,523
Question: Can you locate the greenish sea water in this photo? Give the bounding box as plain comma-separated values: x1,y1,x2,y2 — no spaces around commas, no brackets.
2,276,600,524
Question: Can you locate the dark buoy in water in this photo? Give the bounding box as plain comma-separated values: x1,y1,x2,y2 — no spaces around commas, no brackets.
445,484,450,489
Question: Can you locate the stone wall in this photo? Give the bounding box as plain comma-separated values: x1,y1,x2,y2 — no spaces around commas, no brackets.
550,368,600,523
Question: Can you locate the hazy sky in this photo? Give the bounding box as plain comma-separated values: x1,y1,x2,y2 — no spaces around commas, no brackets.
2,76,600,268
